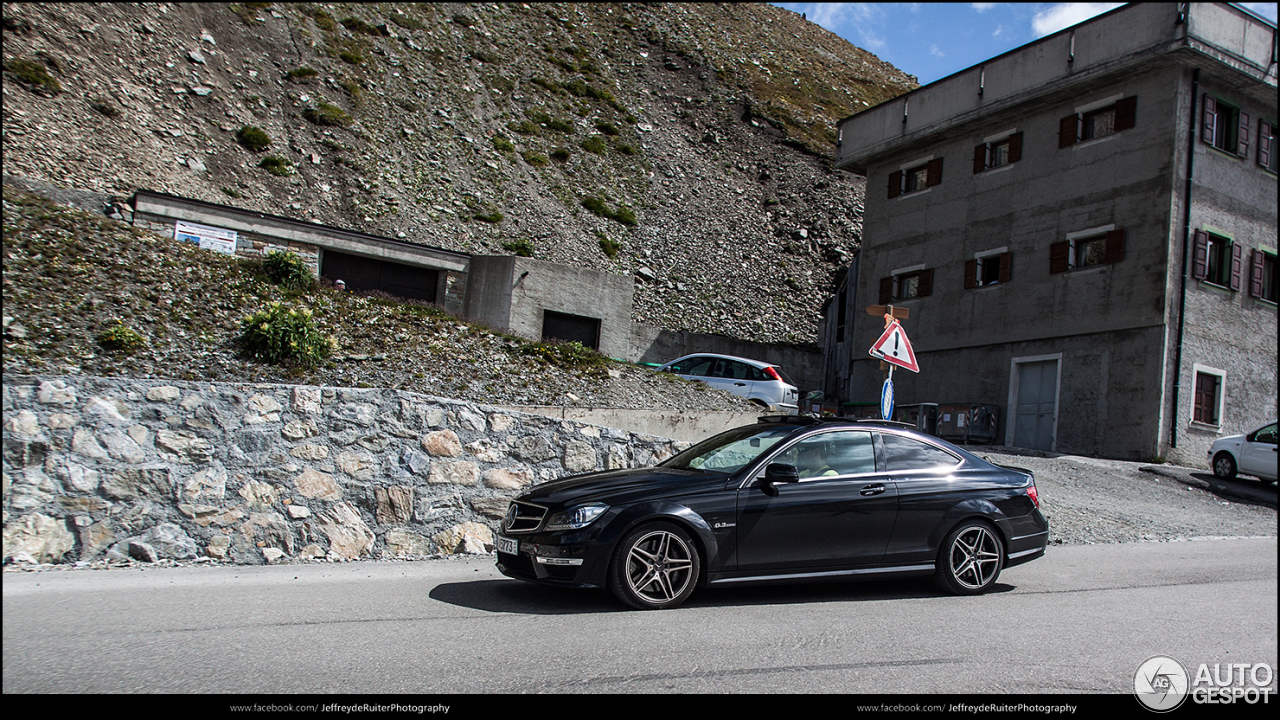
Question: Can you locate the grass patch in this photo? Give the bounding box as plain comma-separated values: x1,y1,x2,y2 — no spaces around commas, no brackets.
597,232,622,258
514,339,608,372
581,196,637,226
96,320,147,355
3,58,61,96
501,239,534,257
303,103,353,127
492,135,515,152
550,147,571,162
340,17,378,35
473,211,504,223
285,67,319,82
581,135,607,155
236,125,272,152
521,151,549,167
88,96,121,118
258,156,294,176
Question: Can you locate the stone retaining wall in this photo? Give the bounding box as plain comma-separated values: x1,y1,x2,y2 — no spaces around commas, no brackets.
1,376,688,566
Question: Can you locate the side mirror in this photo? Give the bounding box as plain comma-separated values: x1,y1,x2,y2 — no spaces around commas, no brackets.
762,463,799,495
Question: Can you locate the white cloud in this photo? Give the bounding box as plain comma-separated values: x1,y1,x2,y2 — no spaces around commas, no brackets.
1237,3,1278,23
971,3,998,12
1032,3,1123,38
785,3,888,50
930,44,945,58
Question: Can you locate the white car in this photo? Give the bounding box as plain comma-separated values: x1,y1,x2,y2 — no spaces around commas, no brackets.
1208,420,1277,482
657,353,799,413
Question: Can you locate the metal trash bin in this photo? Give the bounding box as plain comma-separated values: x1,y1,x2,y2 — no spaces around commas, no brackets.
938,404,999,445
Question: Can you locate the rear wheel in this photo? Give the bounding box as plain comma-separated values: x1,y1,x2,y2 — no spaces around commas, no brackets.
935,521,1004,595
609,522,700,610
1212,452,1237,480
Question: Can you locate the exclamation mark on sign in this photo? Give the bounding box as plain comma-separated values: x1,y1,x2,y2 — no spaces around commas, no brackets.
893,332,899,357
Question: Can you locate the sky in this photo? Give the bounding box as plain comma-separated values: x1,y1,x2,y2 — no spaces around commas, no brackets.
774,3,1280,86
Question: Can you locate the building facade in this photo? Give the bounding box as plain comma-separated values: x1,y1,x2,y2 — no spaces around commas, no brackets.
827,3,1276,463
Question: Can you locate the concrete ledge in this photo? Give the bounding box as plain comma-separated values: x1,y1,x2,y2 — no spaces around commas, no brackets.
495,406,766,443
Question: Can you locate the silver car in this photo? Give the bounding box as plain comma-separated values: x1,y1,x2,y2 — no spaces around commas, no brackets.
1208,420,1277,482
658,353,799,412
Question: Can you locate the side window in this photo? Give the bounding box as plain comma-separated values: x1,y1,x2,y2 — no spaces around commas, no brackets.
881,434,961,472
774,431,876,479
965,251,1012,289
1192,230,1242,291
1202,94,1250,158
1249,423,1277,445
973,132,1023,173
1050,228,1125,274
674,357,714,376
1059,96,1137,148
888,157,943,198
880,268,934,302
725,361,751,380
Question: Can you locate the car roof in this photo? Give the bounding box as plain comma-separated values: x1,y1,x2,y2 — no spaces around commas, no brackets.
661,352,779,368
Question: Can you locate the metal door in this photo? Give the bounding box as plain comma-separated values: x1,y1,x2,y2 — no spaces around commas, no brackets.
1013,359,1058,451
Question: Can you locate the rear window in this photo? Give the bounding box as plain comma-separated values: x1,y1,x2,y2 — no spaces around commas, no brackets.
882,434,961,472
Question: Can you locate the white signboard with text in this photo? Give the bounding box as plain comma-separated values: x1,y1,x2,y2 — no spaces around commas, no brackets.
175,221,237,256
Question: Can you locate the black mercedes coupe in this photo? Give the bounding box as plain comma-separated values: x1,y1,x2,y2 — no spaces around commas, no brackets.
496,416,1048,609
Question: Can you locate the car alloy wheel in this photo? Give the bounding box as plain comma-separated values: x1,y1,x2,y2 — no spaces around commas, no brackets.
609,522,700,609
1212,452,1237,480
936,521,1004,595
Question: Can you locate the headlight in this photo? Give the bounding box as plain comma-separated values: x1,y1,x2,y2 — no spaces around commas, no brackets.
544,503,609,531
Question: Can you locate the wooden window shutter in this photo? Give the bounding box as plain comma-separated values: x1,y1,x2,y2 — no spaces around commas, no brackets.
1007,132,1023,163
879,276,893,304
1236,111,1250,158
1192,230,1209,280
1260,121,1274,169
1059,114,1079,148
1202,95,1217,145
1049,241,1070,274
973,144,988,174
888,170,902,199
999,252,1013,282
964,259,978,289
1114,96,1137,131
1230,243,1243,291
1250,249,1265,298
917,268,934,297
1104,229,1126,264
925,158,943,187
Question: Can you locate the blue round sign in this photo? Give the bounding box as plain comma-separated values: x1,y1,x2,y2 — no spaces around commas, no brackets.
881,378,894,420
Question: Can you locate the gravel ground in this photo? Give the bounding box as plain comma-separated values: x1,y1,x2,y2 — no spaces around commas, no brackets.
976,447,1277,545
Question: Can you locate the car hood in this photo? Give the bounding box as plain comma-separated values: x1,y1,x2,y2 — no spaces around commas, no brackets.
1211,433,1245,448
518,467,731,508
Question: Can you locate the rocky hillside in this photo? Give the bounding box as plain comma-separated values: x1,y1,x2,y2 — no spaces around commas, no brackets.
1,2,915,346
2,184,759,410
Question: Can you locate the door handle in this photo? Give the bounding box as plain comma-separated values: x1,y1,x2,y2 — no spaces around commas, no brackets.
734,382,747,386
860,484,887,496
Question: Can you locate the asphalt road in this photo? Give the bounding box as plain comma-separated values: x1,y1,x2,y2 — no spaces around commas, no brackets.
3,538,1276,696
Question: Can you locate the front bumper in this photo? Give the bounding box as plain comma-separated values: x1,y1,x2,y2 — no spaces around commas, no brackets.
495,533,613,588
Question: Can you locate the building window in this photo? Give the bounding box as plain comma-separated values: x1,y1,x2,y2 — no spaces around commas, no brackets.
964,250,1012,288
1202,94,1250,157
888,158,943,198
1059,96,1136,148
1259,120,1277,173
973,133,1023,173
1251,249,1278,303
1192,366,1225,426
879,268,934,303
1050,228,1125,274
1192,230,1241,290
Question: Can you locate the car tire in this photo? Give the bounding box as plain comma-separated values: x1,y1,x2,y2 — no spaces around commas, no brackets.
934,520,1004,595
608,521,701,610
1212,452,1238,480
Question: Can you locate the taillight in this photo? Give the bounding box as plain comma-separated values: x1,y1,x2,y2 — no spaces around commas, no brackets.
1026,482,1040,508
762,366,782,381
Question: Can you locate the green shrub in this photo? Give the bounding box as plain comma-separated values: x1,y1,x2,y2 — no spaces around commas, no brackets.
258,155,293,176
521,151,549,167
615,144,639,156
285,67,318,82
96,320,147,355
236,125,272,152
339,50,364,65
581,135,607,155
594,122,620,136
581,196,637,226
303,103,353,126
261,250,314,290
239,303,331,368
221,187,243,198
501,239,534,257
515,339,607,371
509,120,539,136
340,17,377,35
492,135,515,152
473,211,504,223
598,233,622,258
550,147,571,162
308,9,337,31
3,58,61,96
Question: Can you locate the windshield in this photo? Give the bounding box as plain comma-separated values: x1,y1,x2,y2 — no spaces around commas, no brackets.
660,424,798,474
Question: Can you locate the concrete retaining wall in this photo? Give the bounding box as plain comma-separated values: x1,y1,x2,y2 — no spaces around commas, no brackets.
1,376,688,567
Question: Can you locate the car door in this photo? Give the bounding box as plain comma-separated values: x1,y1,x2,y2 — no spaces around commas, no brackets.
733,429,897,573
703,359,756,400
1240,423,1277,480
877,432,968,566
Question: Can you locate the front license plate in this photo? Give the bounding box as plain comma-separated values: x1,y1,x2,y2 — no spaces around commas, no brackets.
497,534,519,555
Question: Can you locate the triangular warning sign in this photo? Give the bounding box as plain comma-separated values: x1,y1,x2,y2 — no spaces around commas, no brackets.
869,320,920,373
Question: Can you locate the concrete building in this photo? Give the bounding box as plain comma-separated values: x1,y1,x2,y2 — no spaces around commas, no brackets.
826,3,1277,463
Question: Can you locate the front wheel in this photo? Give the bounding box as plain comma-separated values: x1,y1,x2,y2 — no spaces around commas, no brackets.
608,522,701,610
935,521,1004,595
1212,452,1237,480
